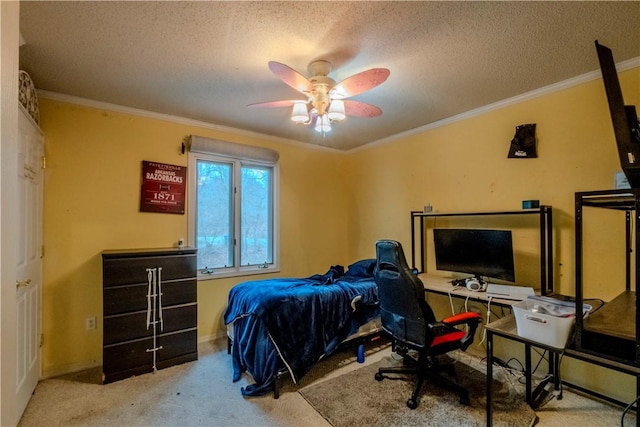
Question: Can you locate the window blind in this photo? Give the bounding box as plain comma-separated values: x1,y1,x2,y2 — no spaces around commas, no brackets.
188,135,279,163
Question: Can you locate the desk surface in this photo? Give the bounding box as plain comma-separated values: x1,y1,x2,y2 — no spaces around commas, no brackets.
484,315,522,340
583,290,635,341
419,274,532,307
486,315,640,375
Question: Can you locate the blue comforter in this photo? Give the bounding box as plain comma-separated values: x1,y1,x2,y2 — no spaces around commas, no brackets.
224,262,379,396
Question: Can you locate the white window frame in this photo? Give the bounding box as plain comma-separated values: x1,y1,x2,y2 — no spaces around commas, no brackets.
188,144,279,281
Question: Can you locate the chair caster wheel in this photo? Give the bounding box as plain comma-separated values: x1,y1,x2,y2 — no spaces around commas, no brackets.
406,398,418,409
374,372,383,381
460,394,470,405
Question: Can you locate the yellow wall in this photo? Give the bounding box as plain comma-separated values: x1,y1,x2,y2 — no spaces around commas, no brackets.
40,65,640,402
345,68,639,296
343,66,640,403
39,100,350,375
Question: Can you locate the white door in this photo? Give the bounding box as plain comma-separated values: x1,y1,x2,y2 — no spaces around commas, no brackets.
15,109,43,418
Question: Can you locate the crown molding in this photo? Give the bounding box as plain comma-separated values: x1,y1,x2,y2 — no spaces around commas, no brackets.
350,56,640,153
37,55,639,156
36,90,343,154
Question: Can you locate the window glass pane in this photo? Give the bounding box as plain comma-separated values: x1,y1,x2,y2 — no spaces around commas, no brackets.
240,165,272,266
196,160,233,269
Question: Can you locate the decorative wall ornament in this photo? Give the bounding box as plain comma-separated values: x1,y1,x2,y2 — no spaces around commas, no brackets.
508,123,537,158
18,70,40,125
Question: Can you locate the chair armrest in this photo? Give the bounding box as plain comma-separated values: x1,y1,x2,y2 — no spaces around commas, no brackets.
441,311,482,327
441,311,482,351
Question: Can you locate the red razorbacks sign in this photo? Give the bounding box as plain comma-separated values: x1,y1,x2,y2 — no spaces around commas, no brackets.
140,161,186,214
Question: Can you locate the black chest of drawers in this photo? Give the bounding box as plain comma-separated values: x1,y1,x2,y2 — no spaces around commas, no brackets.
102,247,198,383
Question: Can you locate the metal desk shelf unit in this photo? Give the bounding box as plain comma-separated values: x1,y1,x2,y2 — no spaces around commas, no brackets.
485,315,561,426
410,206,554,295
574,189,640,367
486,315,640,427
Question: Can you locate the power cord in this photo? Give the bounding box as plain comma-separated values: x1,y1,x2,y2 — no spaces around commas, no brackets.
506,357,524,372
447,283,466,316
531,348,548,378
584,298,605,314
621,395,640,427
478,296,493,345
482,355,526,390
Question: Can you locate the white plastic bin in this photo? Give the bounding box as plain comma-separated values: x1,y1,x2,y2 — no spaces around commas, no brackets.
513,298,587,349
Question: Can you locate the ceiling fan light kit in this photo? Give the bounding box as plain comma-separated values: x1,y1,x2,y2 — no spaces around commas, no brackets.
291,101,310,123
250,59,390,134
314,114,332,133
327,100,346,122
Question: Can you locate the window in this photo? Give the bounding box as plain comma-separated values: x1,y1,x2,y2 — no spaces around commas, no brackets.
188,136,279,279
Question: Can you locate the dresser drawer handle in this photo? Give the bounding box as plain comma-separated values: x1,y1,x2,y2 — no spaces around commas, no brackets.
158,267,164,331
146,268,153,330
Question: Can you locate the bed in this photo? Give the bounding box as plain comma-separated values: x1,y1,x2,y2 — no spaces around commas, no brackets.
223,259,380,397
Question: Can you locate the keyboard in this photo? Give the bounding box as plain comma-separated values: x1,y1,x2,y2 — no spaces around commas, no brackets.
486,284,535,301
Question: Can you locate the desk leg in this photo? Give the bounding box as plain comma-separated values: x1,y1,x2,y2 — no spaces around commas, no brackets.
552,352,560,390
525,343,532,406
486,330,493,427
632,375,640,427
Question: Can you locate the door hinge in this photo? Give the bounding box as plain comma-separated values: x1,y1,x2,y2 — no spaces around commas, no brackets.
41,245,45,258
40,334,44,348
41,155,46,169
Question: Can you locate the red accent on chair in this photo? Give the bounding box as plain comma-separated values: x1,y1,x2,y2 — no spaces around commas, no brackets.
431,331,466,347
443,312,482,324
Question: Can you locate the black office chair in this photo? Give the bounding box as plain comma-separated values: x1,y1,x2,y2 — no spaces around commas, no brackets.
373,240,482,409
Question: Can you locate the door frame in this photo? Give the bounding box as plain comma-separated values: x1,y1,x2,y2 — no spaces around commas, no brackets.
1,2,23,426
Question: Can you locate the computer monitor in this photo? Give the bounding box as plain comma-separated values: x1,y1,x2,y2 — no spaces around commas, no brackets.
433,228,516,282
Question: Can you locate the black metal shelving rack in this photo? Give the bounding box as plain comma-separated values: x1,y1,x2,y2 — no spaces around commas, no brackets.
573,189,640,421
574,189,640,365
410,206,554,295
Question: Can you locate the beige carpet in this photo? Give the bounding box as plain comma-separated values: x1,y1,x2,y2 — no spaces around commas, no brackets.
18,340,391,427
18,339,637,427
300,356,536,427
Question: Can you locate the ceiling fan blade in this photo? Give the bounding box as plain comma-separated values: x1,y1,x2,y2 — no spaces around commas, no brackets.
268,61,314,93
343,100,383,118
247,100,301,109
331,68,390,99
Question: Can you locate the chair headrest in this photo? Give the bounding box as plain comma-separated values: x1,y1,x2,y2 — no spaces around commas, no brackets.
376,240,411,273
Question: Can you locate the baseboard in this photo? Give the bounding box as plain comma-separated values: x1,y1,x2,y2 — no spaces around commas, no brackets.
198,332,226,344
41,360,102,380
42,333,225,379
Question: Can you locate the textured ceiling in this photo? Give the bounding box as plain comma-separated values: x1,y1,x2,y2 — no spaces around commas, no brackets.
19,1,640,150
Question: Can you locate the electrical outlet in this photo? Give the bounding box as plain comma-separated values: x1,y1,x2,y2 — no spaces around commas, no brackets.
86,316,97,330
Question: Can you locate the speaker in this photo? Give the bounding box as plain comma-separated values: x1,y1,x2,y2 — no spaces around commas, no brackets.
465,278,486,292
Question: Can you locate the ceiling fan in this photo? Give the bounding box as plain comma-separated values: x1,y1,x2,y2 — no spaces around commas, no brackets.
248,60,390,133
